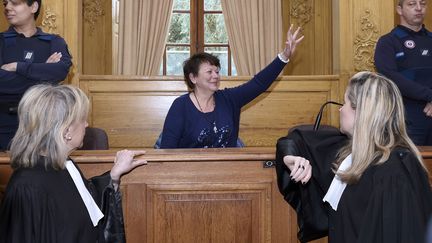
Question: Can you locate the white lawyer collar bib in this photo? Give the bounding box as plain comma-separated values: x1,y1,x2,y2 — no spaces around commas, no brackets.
323,154,352,211
65,160,104,226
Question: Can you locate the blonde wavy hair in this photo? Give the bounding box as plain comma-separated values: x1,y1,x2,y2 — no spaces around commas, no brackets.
335,71,426,183
10,84,89,170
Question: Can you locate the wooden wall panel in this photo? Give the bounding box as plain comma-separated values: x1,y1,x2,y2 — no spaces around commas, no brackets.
79,75,340,149
282,0,333,75
82,0,112,75
336,0,394,93
149,185,264,243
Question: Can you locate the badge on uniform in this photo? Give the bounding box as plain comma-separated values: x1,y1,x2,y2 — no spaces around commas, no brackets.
421,49,430,56
396,52,405,58
404,40,415,49
23,50,34,62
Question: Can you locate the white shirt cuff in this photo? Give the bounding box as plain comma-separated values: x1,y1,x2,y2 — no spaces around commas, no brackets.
278,53,290,63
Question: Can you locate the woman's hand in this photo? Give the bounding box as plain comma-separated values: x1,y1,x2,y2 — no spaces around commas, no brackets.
46,52,62,63
110,149,147,181
1,62,17,72
283,155,312,184
279,24,304,61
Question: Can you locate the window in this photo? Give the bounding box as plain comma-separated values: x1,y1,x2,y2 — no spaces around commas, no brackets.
161,0,237,76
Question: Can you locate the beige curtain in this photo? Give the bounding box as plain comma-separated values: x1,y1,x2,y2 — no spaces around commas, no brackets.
116,0,174,75
221,0,282,75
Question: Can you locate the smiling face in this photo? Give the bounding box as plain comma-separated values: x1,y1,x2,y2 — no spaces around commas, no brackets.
397,0,427,30
3,0,38,26
190,62,221,93
339,90,356,136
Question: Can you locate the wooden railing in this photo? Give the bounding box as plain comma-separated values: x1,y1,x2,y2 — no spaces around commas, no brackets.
2,147,432,243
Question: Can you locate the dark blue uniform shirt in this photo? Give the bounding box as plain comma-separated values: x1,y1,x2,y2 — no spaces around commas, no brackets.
0,27,72,149
375,25,432,145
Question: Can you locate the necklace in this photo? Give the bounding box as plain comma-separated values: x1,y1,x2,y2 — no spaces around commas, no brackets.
193,92,217,133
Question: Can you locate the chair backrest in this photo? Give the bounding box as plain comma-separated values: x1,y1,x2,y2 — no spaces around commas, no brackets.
80,127,109,150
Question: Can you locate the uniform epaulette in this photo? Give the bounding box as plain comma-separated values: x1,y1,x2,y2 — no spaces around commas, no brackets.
1,31,17,47
1,31,17,39
37,34,55,41
392,27,409,39
35,27,55,41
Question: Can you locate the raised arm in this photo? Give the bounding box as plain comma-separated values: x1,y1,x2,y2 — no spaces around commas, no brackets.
279,24,305,62
227,25,304,106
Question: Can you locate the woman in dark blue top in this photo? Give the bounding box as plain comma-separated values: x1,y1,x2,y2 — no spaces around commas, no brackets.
160,25,304,148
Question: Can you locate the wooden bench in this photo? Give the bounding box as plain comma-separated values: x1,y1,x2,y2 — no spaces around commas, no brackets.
79,75,341,149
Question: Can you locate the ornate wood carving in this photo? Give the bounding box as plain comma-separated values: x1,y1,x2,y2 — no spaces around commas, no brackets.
353,9,379,72
83,0,105,35
41,7,57,34
290,0,313,27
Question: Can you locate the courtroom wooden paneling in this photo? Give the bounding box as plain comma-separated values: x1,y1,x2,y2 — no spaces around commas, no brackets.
82,0,112,75
79,75,340,149
336,0,395,93
282,0,333,75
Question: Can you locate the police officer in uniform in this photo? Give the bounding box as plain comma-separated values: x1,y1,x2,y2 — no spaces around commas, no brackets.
375,0,432,145
0,0,72,150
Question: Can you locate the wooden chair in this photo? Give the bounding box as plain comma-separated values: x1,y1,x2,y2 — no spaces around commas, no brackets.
80,127,109,150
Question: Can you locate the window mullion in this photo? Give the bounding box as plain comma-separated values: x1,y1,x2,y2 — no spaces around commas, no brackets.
196,0,204,53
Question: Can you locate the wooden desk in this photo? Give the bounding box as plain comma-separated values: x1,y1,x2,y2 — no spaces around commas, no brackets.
1,147,432,243
0,148,298,243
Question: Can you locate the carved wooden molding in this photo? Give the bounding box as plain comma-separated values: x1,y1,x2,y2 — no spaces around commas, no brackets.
353,9,379,72
290,0,313,27
41,7,57,34
83,0,105,35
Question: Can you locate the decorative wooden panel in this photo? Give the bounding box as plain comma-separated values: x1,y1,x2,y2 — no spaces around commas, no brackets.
79,75,340,149
282,0,333,75
82,0,112,74
148,185,266,243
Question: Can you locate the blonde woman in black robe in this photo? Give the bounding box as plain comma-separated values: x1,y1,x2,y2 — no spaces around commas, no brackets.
0,84,147,243
280,72,432,243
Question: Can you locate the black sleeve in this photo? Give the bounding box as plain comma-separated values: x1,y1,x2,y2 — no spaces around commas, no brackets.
275,126,348,242
87,172,126,243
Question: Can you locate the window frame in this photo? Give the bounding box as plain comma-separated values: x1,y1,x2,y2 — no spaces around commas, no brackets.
162,0,233,76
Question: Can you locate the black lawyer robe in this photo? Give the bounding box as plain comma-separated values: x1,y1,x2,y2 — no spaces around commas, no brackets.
329,148,432,243
0,159,125,243
276,126,432,243
275,126,348,242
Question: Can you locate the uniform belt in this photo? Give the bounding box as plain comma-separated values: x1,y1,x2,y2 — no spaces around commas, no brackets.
0,102,18,114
